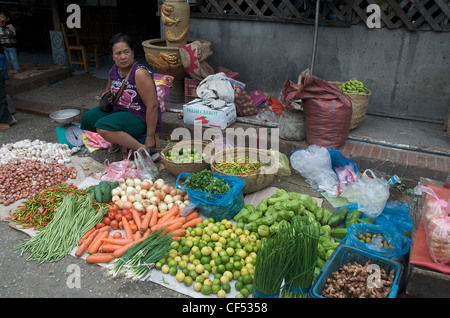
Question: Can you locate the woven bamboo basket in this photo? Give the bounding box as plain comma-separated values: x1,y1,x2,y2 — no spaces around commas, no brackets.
210,147,278,194
330,81,372,130
161,140,216,177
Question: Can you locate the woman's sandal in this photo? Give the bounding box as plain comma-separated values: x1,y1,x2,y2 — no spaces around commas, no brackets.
108,144,120,154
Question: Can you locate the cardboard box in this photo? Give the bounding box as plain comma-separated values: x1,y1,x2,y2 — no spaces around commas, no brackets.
183,99,236,130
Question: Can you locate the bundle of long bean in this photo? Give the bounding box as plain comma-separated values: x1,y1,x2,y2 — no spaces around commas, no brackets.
7,185,94,230
109,228,173,281
253,221,293,298
13,195,106,264
281,216,320,298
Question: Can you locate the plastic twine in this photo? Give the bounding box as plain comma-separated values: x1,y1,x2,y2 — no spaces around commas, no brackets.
252,288,280,299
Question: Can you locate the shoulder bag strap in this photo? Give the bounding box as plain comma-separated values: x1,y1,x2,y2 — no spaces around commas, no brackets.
112,61,138,104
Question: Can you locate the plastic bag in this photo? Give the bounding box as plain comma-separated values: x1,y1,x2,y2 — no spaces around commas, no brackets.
335,164,358,196
268,149,291,177
376,201,412,234
256,102,280,123
345,223,411,260
419,185,450,265
327,148,359,196
154,73,174,113
341,170,390,218
101,150,140,183
134,148,159,181
176,172,246,220
289,145,339,196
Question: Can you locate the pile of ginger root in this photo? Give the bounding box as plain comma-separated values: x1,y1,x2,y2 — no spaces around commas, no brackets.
322,261,396,298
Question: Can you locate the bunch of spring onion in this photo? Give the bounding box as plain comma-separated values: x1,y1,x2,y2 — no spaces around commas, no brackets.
14,195,106,264
253,221,293,298
108,228,173,281
281,216,320,298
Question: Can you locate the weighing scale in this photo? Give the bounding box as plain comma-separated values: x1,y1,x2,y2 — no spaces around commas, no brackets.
49,109,84,148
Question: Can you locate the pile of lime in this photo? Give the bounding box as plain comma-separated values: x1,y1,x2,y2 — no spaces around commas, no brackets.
155,217,260,298
338,79,367,94
165,148,206,163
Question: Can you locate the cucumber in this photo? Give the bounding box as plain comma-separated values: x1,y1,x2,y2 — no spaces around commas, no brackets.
327,206,348,227
88,187,95,200
99,181,111,190
94,186,103,203
110,181,119,189
101,183,112,203
331,228,348,240
358,217,376,225
345,209,363,228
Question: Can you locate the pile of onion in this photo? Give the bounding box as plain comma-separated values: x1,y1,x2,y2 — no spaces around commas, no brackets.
111,178,190,214
0,159,77,206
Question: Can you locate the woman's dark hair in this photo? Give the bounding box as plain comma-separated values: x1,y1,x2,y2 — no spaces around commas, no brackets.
109,33,135,53
0,8,12,20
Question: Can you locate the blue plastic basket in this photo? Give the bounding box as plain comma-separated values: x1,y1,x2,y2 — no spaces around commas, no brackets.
310,244,403,298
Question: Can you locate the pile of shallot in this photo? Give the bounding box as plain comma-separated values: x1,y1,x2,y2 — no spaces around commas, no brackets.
111,178,190,214
0,160,77,206
0,139,77,166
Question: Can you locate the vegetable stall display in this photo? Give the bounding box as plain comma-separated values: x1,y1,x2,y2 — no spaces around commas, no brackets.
4,158,409,299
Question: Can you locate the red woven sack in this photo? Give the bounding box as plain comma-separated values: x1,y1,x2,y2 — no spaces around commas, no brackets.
281,75,352,149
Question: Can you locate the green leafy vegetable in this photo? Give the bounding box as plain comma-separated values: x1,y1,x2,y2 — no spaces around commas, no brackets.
184,170,231,196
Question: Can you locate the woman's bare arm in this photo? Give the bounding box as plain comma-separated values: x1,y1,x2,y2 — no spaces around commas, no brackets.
135,68,159,150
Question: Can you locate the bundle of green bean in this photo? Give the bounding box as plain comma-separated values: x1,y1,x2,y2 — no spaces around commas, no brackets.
14,195,106,264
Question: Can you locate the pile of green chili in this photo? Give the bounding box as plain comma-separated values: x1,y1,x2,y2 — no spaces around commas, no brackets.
214,156,262,175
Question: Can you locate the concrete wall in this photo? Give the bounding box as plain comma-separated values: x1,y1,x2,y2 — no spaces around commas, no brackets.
187,19,449,124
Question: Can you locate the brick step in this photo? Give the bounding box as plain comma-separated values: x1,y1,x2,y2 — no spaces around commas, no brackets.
5,67,72,97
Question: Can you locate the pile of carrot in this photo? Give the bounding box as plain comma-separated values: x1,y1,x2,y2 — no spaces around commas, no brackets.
75,205,203,264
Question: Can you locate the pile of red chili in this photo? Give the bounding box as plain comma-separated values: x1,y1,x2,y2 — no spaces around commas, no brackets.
7,185,103,231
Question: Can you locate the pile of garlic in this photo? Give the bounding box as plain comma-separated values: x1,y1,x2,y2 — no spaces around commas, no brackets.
0,139,79,166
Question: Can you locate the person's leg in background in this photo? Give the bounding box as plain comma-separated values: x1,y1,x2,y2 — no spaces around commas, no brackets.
0,69,15,130
4,47,20,74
